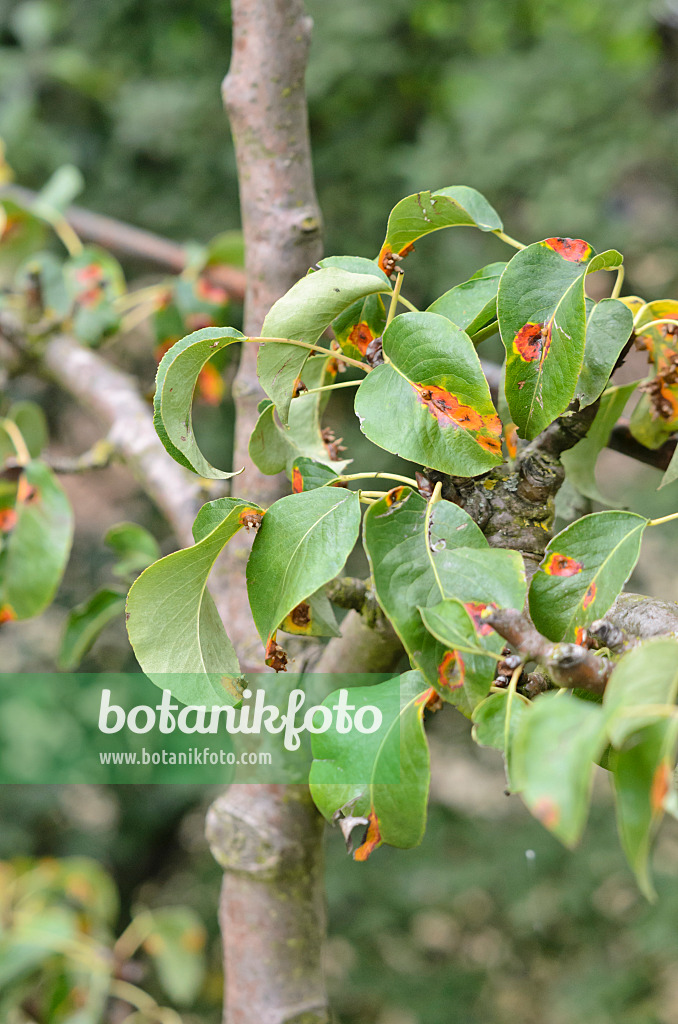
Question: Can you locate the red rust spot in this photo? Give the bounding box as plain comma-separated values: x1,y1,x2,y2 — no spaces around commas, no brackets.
196,276,229,305
415,686,443,711
0,508,17,532
239,508,264,532
476,435,502,456
347,322,375,355
543,237,592,263
326,357,340,377
414,383,484,430
582,582,597,610
533,796,560,829
438,650,465,691
378,242,415,276
543,552,583,577
292,467,303,493
0,604,17,625
464,602,497,637
575,626,587,646
197,363,224,405
651,762,670,813
354,809,382,861
513,322,551,363
292,376,308,399
74,263,105,308
17,477,39,505
504,423,519,460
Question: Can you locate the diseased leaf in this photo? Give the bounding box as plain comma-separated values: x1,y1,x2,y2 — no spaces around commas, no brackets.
418,598,503,710
378,187,503,275
0,461,73,621
246,488,360,648
154,326,245,478
561,383,637,503
144,907,207,1005
290,457,340,493
355,312,503,477
258,265,388,424
427,262,506,335
611,719,678,900
105,522,161,578
511,692,608,847
574,298,634,409
310,672,430,858
499,239,623,439
629,300,678,452
603,639,678,748
529,511,648,642
279,588,340,638
58,588,126,670
2,401,48,460
332,293,387,360
126,498,258,705
363,487,525,714
64,246,125,346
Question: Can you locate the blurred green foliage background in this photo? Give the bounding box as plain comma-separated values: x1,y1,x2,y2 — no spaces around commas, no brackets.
2,0,678,1021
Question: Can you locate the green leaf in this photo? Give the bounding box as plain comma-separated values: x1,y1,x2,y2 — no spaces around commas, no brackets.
310,671,430,858
144,907,206,1005
427,262,506,335
561,383,637,504
249,356,351,477
15,251,71,319
499,239,623,439
0,461,73,621
363,487,526,714
0,401,48,467
574,298,633,409
354,312,503,476
35,164,84,214
279,587,340,638
63,246,125,346
291,457,340,493
471,688,530,787
154,325,245,478
377,187,503,274
528,510,648,642
258,265,388,424
332,293,386,360
511,692,608,846
105,522,161,578
660,446,678,490
418,598,503,710
246,488,360,646
603,639,678,748
611,719,678,900
58,588,126,670
126,498,259,705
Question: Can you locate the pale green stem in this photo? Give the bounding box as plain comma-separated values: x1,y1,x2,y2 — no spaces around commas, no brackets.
633,318,678,335
385,270,404,329
378,290,419,313
337,471,419,487
493,230,526,251
357,489,388,498
0,418,31,465
294,378,361,398
611,265,625,301
115,284,168,312
649,511,678,527
504,664,522,759
254,336,370,372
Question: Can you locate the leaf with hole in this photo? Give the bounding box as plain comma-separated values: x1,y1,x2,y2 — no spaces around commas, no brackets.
246,487,360,648
310,671,431,859
355,312,503,476
499,240,622,439
378,187,503,274
529,511,648,642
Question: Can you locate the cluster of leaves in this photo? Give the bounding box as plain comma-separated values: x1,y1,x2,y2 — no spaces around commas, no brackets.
0,856,207,1022
134,184,678,893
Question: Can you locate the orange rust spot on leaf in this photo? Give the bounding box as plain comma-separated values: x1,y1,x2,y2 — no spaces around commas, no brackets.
196,276,229,305
384,486,406,507
582,582,597,610
476,434,502,455
17,476,39,505
414,383,484,430
513,321,551,363
347,322,375,355
533,796,560,830
0,508,17,532
282,601,313,635
438,650,465,691
197,363,224,405
415,686,443,711
354,809,382,861
0,604,17,625
543,552,583,577
292,376,308,398
265,633,288,673
543,237,592,263
378,242,415,276
575,626,587,646
292,467,304,493
464,601,497,637
504,422,519,460
239,508,264,532
651,762,670,813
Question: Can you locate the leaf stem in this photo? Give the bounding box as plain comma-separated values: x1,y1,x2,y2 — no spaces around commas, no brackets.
337,471,419,487
294,378,361,398
385,269,404,329
493,230,526,251
51,214,84,257
503,663,522,770
378,290,419,313
633,317,678,335
115,284,167,312
470,321,499,345
357,489,388,498
649,511,678,527
611,265,625,301
253,336,370,372
0,418,31,465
